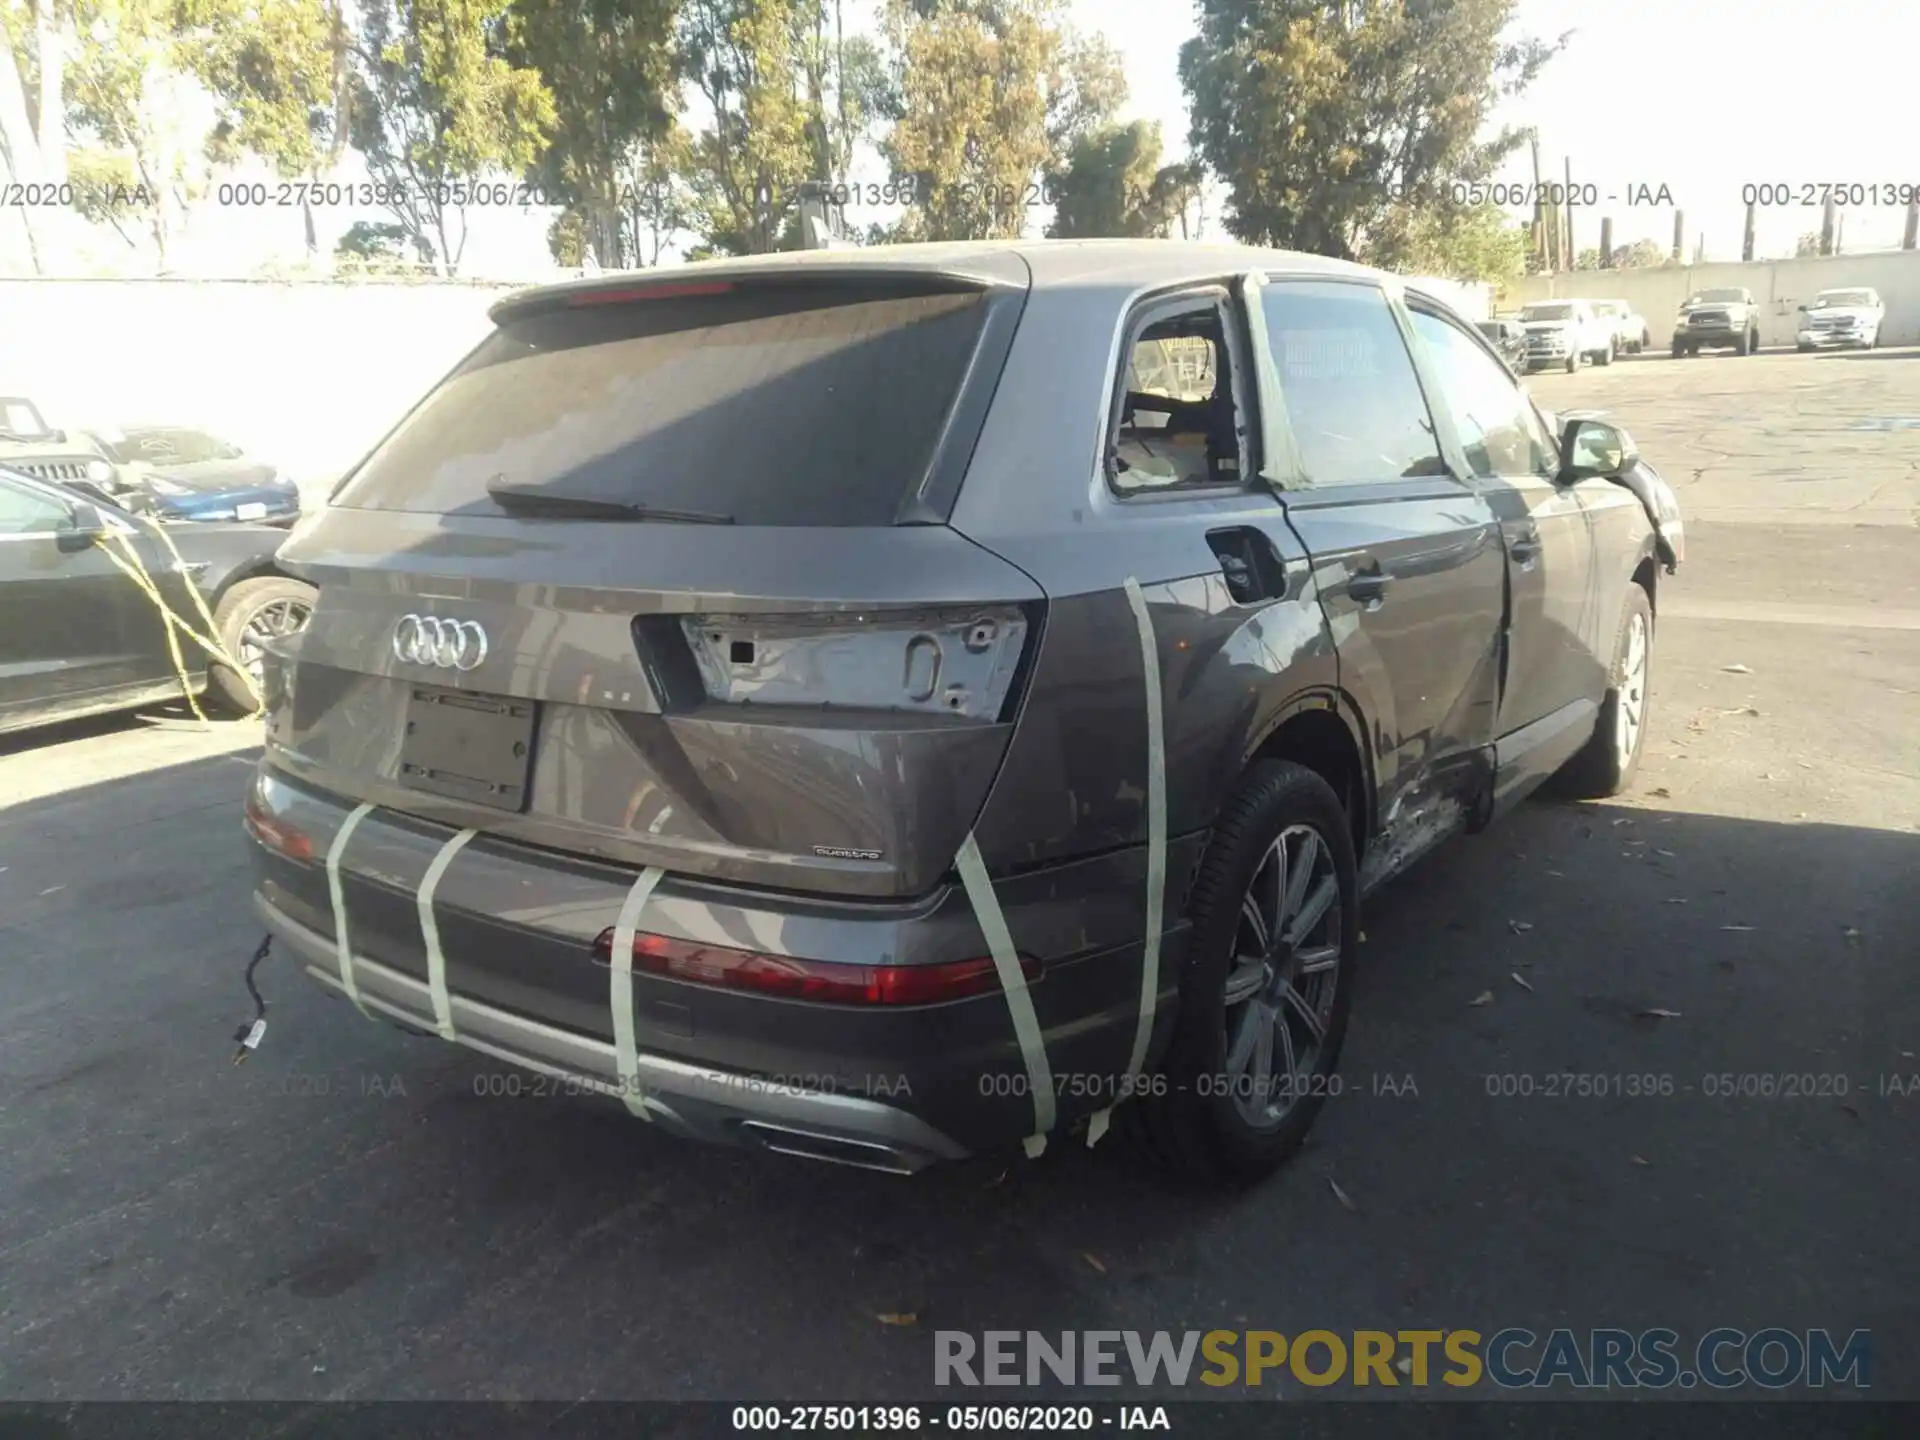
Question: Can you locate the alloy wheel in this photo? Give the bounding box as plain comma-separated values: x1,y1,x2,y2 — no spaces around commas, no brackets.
1615,610,1649,763
1219,823,1343,1130
238,596,312,682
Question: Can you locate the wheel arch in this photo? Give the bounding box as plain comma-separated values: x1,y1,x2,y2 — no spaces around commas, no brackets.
1239,688,1375,859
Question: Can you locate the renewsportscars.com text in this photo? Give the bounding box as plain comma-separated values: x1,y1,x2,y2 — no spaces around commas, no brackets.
934,1328,1871,1390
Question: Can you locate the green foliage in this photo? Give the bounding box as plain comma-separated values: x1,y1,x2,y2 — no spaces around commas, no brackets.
333,216,431,272
505,0,677,268
62,0,213,265
174,0,344,178
1374,199,1527,282
348,0,556,272
1047,119,1201,240
883,0,1124,242
1181,0,1565,261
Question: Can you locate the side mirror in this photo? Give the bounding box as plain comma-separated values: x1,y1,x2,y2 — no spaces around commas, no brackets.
1797,304,1807,313
58,499,109,551
1559,417,1637,483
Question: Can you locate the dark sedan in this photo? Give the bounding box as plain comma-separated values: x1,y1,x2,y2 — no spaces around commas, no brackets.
88,426,302,527
0,464,316,733
1476,317,1530,375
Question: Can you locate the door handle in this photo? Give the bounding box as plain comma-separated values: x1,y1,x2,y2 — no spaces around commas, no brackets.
1510,537,1542,566
1347,570,1391,607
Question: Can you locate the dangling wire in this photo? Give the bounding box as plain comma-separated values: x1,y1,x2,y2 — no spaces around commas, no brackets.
231,934,275,1065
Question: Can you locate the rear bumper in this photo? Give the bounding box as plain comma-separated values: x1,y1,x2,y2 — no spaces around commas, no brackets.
258,891,969,1172
247,764,1191,1168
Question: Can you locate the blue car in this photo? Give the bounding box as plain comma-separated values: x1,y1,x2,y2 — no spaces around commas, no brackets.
88,425,302,526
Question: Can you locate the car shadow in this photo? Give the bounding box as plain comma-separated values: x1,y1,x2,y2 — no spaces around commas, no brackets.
0,698,228,758
0,750,1914,1401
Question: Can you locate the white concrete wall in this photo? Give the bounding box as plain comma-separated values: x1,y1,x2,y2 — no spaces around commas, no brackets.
1505,249,1920,349
1402,276,1493,321
0,280,521,497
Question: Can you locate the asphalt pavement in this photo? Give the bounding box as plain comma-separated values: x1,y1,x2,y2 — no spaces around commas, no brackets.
2,347,1916,1404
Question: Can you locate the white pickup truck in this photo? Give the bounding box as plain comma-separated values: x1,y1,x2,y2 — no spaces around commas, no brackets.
1516,298,1618,372
1592,299,1651,354
1796,287,1885,351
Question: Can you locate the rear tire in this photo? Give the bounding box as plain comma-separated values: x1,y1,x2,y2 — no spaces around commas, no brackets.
1555,583,1654,799
1565,352,1579,373
1598,340,1615,366
1671,342,1683,359
209,576,316,714
1122,761,1358,1186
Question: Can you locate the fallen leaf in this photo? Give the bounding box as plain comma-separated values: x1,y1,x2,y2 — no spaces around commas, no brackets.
1648,787,1672,799
1637,1008,1682,1019
1722,662,1753,674
986,1169,1008,1187
38,885,65,896
1630,1155,1650,1166
1719,924,1755,933
1842,926,1862,944
1839,1104,1860,1120
876,1313,919,1327
1470,990,1494,1007
1663,897,1689,905
1510,972,1533,992
1080,1252,1107,1275
1358,931,1367,943
1508,920,1534,935
1611,818,1636,826
1329,1178,1357,1212
1655,848,1676,857
1546,869,1564,878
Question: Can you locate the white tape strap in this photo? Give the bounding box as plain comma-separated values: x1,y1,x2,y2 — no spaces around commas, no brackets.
1122,576,1168,1080
956,832,1054,1149
610,866,666,1120
417,828,478,1042
325,802,378,1019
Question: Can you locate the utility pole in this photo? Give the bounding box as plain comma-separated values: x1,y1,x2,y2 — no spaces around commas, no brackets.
1672,210,1685,263
1564,155,1576,266
1819,195,1837,255
1599,216,1613,268
1742,201,1756,261
1530,131,1548,271
1835,210,1845,254
1905,197,1919,250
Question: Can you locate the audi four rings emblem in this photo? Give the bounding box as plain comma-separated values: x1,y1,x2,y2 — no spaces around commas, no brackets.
392,614,489,671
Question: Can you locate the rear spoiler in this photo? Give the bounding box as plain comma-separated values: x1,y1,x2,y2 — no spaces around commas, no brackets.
489,256,1032,327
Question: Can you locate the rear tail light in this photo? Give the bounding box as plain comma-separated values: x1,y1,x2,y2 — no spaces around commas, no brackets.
243,784,314,861
678,606,1033,721
590,930,1042,1006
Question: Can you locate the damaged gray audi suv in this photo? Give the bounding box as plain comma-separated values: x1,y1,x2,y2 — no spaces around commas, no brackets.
245,241,1684,1183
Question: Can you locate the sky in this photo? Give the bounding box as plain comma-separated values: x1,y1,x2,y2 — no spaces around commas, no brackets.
53,0,1920,279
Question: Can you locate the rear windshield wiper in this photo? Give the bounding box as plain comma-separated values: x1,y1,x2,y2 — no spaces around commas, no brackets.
485,479,733,524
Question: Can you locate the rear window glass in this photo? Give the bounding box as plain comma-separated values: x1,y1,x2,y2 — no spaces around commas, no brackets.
334,283,991,526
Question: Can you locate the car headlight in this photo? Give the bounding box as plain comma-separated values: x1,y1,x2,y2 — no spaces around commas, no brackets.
85,459,114,483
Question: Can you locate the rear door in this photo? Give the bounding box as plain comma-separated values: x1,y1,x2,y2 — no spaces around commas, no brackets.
273,270,1041,899
1403,300,1602,743
1248,276,1506,846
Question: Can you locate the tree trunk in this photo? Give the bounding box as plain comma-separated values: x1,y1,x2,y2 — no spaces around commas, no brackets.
0,35,45,272
32,0,65,183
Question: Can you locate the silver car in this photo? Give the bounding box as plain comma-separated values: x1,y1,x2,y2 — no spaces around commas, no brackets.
246,241,1682,1182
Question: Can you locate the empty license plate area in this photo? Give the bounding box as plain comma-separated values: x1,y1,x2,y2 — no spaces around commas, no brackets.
399,685,537,810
